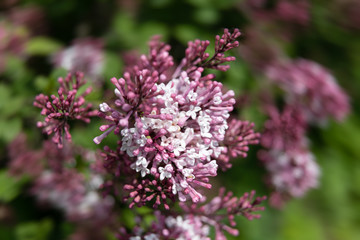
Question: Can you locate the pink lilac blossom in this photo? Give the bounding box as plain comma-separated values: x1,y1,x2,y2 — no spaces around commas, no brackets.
334,0,360,30
94,29,250,206
117,210,210,240
7,135,113,222
0,20,28,72
7,5,47,36
0,0,18,8
7,135,74,179
258,104,320,207
92,29,265,238
258,148,320,208
53,38,104,79
7,135,75,179
123,177,177,210
239,28,280,70
274,0,310,26
119,189,266,240
261,104,307,151
265,59,350,123
8,137,116,231
41,140,75,172
100,72,234,204
98,142,134,177
244,0,310,26
34,72,98,148
92,38,173,143
7,134,44,178
174,28,240,79
0,20,27,55
32,168,113,222
94,28,239,144
180,188,266,239
216,119,260,170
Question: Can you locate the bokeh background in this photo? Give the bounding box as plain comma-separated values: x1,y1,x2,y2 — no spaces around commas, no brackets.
1,0,360,239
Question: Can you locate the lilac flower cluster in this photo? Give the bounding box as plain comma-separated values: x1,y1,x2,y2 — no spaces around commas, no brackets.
7,134,114,235
32,168,113,222
53,38,105,80
7,5,47,36
118,188,266,240
261,105,307,151
258,105,320,207
216,119,260,170
236,6,350,207
7,133,43,178
179,188,266,238
34,72,98,148
245,0,310,26
257,59,350,206
179,28,241,73
258,99,334,207
92,29,264,238
334,0,360,30
117,210,210,240
259,148,320,207
94,29,259,204
266,59,350,124
0,19,28,72
239,28,281,70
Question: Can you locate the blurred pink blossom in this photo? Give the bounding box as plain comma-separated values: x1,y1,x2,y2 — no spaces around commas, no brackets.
266,59,350,123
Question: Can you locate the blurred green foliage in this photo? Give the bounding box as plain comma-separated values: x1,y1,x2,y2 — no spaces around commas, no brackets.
15,219,53,240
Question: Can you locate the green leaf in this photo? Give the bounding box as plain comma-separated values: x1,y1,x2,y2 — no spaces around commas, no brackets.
193,8,219,25
149,0,173,7
174,25,208,44
112,13,138,48
34,76,50,92
0,118,22,143
71,121,102,150
25,37,62,56
15,219,53,240
0,84,25,118
0,226,13,239
0,170,26,202
0,84,11,110
103,51,123,82
211,0,238,9
4,56,28,81
186,0,209,7
281,201,326,240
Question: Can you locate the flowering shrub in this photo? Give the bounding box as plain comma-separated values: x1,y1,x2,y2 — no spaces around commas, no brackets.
8,28,266,239
0,1,357,240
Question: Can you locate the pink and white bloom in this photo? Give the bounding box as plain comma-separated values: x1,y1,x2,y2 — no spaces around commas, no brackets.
266,59,350,123
53,38,104,79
